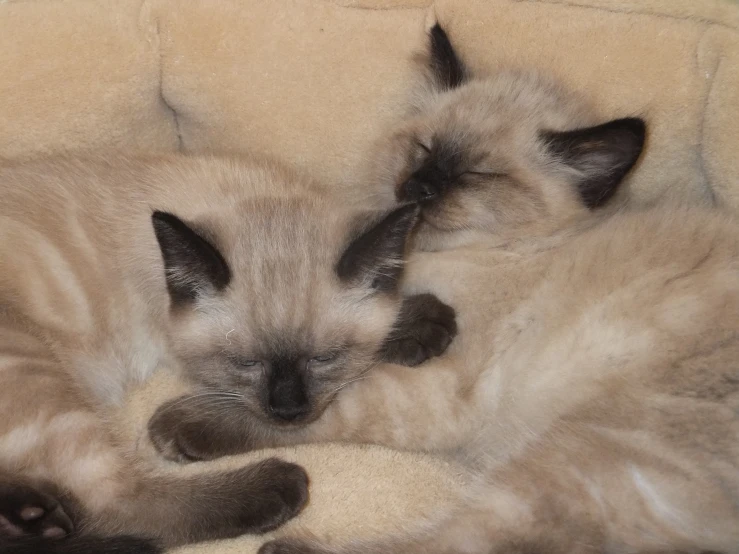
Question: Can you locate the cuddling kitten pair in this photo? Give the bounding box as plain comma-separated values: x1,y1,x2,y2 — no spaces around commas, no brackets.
1,22,737,554
254,26,739,554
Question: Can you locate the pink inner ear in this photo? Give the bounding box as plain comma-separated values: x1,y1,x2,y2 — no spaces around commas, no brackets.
542,118,646,209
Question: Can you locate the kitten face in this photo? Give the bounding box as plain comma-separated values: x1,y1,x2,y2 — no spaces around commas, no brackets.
152,198,418,426
375,25,645,249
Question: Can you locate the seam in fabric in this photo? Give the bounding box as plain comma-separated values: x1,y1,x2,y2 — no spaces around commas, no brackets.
156,18,184,152
696,26,724,205
511,0,739,32
321,1,430,10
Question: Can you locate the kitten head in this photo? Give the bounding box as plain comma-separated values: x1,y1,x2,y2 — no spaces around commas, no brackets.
152,188,418,426
373,24,645,249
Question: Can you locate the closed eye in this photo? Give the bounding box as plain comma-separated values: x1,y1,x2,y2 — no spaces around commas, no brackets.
310,354,335,363
307,349,347,370
227,355,264,370
416,142,432,154
463,171,507,178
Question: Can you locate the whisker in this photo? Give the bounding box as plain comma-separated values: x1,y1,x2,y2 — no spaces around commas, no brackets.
160,390,244,411
330,375,369,395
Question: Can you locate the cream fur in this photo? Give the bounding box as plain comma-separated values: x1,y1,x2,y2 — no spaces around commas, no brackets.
1,0,739,553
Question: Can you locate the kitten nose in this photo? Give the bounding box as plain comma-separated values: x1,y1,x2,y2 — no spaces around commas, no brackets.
268,362,309,422
269,402,308,422
401,178,439,203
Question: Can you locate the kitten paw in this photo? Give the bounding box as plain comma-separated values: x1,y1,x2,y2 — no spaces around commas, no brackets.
148,403,212,463
235,459,310,534
148,395,253,462
0,480,73,540
382,293,458,366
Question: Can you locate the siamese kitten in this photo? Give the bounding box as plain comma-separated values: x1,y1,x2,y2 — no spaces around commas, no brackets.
252,26,739,554
0,154,453,553
352,26,644,253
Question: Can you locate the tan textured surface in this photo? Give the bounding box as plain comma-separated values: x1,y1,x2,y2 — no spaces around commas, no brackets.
154,0,425,185
0,0,178,159
1,0,738,552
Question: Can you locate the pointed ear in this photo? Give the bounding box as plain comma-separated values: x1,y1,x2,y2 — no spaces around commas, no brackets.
541,117,646,209
336,205,420,292
152,211,231,304
428,24,467,91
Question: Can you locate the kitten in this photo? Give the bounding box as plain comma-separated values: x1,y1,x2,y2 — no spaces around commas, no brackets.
354,25,644,253
255,26,739,554
0,154,453,552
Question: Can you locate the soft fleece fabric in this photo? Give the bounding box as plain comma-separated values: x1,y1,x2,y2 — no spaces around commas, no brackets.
1,0,738,552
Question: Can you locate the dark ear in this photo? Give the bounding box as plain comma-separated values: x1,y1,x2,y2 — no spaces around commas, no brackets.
541,117,646,209
152,211,231,304
337,204,419,292
428,24,467,90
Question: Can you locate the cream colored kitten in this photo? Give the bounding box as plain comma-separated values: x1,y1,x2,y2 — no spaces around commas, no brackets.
0,154,452,553
253,26,739,554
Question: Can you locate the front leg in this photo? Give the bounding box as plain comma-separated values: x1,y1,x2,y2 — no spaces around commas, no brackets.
381,293,457,366
148,394,285,462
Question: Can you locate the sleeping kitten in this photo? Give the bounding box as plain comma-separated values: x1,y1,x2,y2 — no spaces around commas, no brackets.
0,154,453,552
255,26,739,554
353,25,644,253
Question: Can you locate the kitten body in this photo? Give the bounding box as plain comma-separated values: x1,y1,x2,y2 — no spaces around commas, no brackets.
265,204,739,554
0,154,427,548
258,26,739,554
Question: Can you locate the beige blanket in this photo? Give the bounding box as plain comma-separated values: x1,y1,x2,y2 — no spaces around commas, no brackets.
1,0,738,551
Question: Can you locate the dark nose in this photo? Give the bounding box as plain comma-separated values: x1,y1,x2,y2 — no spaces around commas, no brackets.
401,177,440,203
268,377,309,422
269,402,308,422
268,359,309,422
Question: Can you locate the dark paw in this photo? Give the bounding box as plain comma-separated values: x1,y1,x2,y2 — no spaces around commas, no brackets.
382,293,457,366
167,459,309,542
148,394,250,463
259,538,329,554
147,404,211,463
237,458,310,534
148,399,208,462
0,481,73,540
